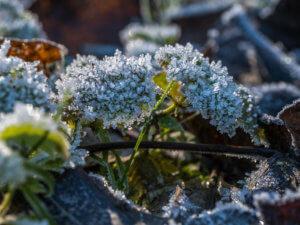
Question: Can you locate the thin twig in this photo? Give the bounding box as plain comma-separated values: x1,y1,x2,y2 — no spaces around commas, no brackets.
207,166,220,209
82,141,277,159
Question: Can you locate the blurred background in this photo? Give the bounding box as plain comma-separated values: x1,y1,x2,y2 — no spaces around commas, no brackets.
24,0,300,87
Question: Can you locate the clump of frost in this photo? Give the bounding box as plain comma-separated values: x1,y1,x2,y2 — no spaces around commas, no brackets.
253,187,300,207
163,185,200,220
56,51,157,128
0,40,53,113
89,173,148,213
186,202,259,225
120,23,181,45
0,0,45,39
0,141,27,188
155,43,264,145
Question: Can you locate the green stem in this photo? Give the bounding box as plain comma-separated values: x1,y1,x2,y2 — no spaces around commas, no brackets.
0,187,14,216
90,153,117,189
161,103,176,115
96,127,128,190
121,79,175,183
97,126,111,161
140,0,153,23
21,186,57,225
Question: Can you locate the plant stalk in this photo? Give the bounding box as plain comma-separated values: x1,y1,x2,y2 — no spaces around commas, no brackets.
120,79,175,183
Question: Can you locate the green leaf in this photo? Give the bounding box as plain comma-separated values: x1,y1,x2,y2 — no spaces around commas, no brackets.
152,72,183,100
0,125,69,159
23,178,48,194
24,162,55,196
20,186,57,225
158,115,184,132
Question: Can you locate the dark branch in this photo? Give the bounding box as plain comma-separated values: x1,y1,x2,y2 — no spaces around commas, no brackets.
81,141,277,159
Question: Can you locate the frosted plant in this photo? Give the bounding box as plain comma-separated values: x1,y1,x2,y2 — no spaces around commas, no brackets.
0,40,52,113
56,51,157,128
0,141,26,188
155,43,264,145
64,121,89,168
124,39,160,56
120,23,181,45
0,103,69,158
120,23,181,56
0,0,45,39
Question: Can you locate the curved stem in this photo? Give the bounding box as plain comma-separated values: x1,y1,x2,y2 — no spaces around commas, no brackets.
95,126,128,190
120,79,174,183
82,141,277,159
0,187,14,216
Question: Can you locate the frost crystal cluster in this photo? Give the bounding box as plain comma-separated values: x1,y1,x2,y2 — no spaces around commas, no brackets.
0,141,26,188
0,40,52,113
0,0,45,39
120,23,181,56
56,51,157,128
155,43,263,145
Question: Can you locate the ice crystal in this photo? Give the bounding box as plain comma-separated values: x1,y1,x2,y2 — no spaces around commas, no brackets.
253,187,300,207
0,40,53,113
186,202,259,225
56,51,157,128
120,23,181,45
162,184,200,220
0,141,26,187
89,172,147,213
0,0,45,39
64,121,89,168
155,43,263,145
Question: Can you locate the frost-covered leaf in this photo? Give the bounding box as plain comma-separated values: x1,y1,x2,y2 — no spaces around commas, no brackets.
246,154,300,194
254,188,300,225
0,0,45,39
187,202,259,225
44,168,167,225
250,83,300,116
155,43,265,145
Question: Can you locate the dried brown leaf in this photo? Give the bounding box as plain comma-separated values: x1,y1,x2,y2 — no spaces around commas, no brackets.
0,38,67,77
278,99,300,152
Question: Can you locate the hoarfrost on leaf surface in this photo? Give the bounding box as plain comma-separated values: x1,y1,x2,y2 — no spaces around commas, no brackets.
0,40,53,113
56,51,157,128
120,23,181,45
0,0,45,39
155,43,265,146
